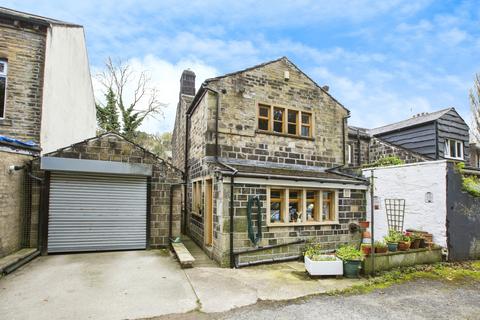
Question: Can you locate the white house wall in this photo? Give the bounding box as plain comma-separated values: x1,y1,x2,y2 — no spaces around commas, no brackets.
40,25,96,154
363,161,448,248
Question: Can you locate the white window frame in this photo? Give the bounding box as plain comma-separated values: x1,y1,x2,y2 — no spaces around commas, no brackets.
0,59,7,119
266,186,339,226
347,144,353,164
444,139,464,160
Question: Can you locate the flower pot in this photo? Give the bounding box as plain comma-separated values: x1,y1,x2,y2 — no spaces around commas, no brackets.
419,238,427,248
361,245,372,255
362,231,371,238
387,242,398,252
398,241,410,251
375,246,388,254
411,238,421,249
343,260,362,278
304,255,343,276
359,221,370,228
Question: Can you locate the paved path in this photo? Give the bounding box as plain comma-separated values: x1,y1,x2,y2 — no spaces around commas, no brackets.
154,279,480,320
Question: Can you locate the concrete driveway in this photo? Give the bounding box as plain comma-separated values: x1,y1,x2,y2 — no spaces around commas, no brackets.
0,250,198,320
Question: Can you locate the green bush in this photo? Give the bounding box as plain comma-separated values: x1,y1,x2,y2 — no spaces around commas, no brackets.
455,162,480,198
384,230,403,243
374,240,387,249
336,245,364,261
364,156,404,168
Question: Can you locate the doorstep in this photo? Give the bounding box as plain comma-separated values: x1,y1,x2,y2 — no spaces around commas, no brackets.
0,248,38,274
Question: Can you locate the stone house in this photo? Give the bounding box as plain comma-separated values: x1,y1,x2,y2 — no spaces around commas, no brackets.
172,57,368,267
346,108,470,168
0,7,96,258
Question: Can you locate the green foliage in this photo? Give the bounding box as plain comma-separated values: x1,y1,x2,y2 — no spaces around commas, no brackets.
336,245,364,261
455,161,480,197
96,88,120,133
133,131,172,159
374,241,387,249
304,242,324,258
384,230,403,243
364,156,404,168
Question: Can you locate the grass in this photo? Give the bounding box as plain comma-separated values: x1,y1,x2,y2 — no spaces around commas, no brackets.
328,260,480,296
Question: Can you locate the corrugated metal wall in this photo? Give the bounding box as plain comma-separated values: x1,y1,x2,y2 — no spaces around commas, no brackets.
48,172,147,253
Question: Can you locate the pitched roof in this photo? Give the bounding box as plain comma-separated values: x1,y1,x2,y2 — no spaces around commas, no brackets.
369,107,454,136
220,164,367,184
187,56,348,114
0,7,81,27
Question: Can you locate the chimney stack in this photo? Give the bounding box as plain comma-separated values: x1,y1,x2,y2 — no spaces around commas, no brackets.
180,69,196,96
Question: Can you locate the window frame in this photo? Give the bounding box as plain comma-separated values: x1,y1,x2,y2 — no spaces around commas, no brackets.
266,186,338,226
444,139,464,160
347,144,353,164
257,103,314,139
0,59,7,119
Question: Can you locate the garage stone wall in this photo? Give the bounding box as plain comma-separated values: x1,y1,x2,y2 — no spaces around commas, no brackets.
0,149,35,257
30,133,183,250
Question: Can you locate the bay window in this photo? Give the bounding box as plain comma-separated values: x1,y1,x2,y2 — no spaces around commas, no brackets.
267,187,338,225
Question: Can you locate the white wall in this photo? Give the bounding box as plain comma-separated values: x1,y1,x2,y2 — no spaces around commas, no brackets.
40,25,96,154
363,161,448,248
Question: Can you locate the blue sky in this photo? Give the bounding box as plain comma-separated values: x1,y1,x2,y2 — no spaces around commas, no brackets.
4,0,480,134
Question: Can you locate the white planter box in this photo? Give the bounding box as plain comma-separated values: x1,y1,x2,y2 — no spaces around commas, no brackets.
304,255,343,276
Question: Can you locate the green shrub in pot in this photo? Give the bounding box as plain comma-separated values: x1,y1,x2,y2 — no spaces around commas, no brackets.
384,230,402,252
335,245,364,278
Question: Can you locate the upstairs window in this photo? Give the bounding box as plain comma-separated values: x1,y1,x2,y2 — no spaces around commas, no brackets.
347,144,353,164
0,59,7,119
257,103,313,138
445,139,463,160
192,180,203,216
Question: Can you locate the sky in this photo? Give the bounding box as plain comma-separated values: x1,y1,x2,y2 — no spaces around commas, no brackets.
4,0,480,135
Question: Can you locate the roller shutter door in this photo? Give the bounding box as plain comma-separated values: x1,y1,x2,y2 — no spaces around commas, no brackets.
48,172,147,253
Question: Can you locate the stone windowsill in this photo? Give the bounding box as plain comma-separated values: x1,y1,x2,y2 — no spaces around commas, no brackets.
255,129,315,141
0,118,13,126
266,220,340,227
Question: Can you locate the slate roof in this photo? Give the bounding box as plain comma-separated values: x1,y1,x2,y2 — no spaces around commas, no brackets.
369,107,454,136
0,7,81,27
220,164,367,184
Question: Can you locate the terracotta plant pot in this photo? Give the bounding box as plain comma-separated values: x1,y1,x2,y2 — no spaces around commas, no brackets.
362,231,371,239
375,246,388,254
361,245,372,255
398,241,411,251
359,221,370,228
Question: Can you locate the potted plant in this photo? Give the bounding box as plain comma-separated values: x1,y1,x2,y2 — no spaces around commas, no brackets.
304,243,343,276
359,221,370,229
374,240,388,253
408,232,423,249
398,233,411,251
361,243,372,255
384,230,402,252
335,245,364,278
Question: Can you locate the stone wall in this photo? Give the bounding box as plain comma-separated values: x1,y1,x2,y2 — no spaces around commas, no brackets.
30,133,183,250
0,150,33,257
0,23,46,144
347,134,370,167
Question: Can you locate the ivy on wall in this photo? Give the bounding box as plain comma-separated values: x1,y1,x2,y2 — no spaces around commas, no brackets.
364,156,405,168
456,162,480,197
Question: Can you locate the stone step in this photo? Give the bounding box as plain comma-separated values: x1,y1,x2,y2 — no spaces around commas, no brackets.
0,248,38,274
171,242,195,268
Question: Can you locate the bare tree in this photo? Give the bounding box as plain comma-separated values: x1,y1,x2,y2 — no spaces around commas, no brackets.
96,58,166,139
470,73,480,142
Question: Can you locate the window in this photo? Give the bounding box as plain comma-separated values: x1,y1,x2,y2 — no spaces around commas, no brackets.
192,181,203,215
301,112,311,137
287,110,298,135
347,144,353,164
273,107,284,133
258,104,270,131
322,191,335,221
0,59,7,119
257,104,313,138
267,187,337,225
270,189,284,223
444,139,463,160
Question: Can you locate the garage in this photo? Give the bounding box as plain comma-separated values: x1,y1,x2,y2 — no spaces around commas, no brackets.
48,172,147,253
31,133,183,255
